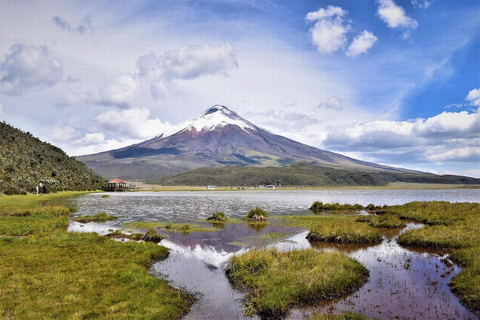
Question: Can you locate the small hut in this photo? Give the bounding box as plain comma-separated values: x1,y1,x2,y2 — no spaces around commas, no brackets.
104,178,128,192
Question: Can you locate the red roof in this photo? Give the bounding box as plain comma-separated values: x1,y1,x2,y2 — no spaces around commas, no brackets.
108,178,126,184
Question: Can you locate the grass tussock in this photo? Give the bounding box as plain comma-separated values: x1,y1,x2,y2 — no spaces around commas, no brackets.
0,201,192,319
73,212,118,223
246,207,268,221
206,211,226,222
226,249,368,319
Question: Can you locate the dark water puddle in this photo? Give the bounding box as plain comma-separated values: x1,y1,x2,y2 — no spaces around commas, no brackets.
148,221,478,320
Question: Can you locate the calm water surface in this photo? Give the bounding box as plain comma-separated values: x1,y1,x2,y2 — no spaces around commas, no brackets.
67,189,480,319
69,189,480,225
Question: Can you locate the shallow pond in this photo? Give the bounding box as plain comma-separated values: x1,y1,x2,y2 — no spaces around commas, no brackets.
67,189,480,319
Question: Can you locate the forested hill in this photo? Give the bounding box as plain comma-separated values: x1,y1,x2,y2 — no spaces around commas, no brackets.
0,121,105,194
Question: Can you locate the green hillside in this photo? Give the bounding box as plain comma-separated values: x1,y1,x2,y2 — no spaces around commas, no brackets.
149,162,480,187
0,122,105,194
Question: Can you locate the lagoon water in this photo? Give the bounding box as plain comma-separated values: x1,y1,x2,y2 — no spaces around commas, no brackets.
68,189,480,319
69,188,480,225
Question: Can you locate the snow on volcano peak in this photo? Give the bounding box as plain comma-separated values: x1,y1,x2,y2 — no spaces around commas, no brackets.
159,105,256,138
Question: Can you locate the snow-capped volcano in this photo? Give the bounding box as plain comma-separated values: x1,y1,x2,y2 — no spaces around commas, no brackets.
158,105,256,138
78,105,414,180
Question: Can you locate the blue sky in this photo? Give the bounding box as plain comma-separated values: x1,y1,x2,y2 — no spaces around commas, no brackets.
0,0,479,177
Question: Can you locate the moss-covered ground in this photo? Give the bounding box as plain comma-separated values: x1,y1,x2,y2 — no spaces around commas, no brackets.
0,192,192,319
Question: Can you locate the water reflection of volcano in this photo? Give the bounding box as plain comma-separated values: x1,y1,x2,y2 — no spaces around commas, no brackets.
161,239,247,268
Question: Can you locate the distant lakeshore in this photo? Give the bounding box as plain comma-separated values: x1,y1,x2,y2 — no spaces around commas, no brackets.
126,181,480,192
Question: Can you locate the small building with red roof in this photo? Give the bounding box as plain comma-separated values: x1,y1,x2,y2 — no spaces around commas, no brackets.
104,178,128,192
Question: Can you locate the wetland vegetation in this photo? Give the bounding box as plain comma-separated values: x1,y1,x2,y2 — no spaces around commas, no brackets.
73,212,118,223
1,190,479,318
0,193,192,319
226,249,369,319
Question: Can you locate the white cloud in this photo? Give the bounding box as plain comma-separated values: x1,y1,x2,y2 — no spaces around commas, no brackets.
95,108,173,139
75,132,106,145
466,88,480,106
51,14,93,34
70,137,144,156
49,126,82,142
412,0,434,10
0,44,63,96
377,0,418,39
413,110,480,138
322,97,344,110
135,44,238,100
136,52,163,80
0,102,3,115
99,74,140,109
346,31,378,57
161,44,238,81
306,6,350,54
322,108,480,165
56,90,94,107
150,80,168,101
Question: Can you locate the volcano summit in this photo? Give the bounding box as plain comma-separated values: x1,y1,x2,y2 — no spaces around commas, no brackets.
77,105,418,180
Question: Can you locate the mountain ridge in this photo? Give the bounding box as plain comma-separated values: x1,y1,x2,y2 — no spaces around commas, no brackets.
77,105,425,180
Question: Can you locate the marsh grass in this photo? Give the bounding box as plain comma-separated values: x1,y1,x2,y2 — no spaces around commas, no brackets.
449,247,480,314
283,215,382,244
385,201,478,226
226,249,368,319
123,221,215,234
73,212,118,223
310,201,364,214
368,214,406,229
0,200,192,318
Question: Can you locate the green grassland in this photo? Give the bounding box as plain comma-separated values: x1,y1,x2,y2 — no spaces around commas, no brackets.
0,192,192,319
226,249,369,319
